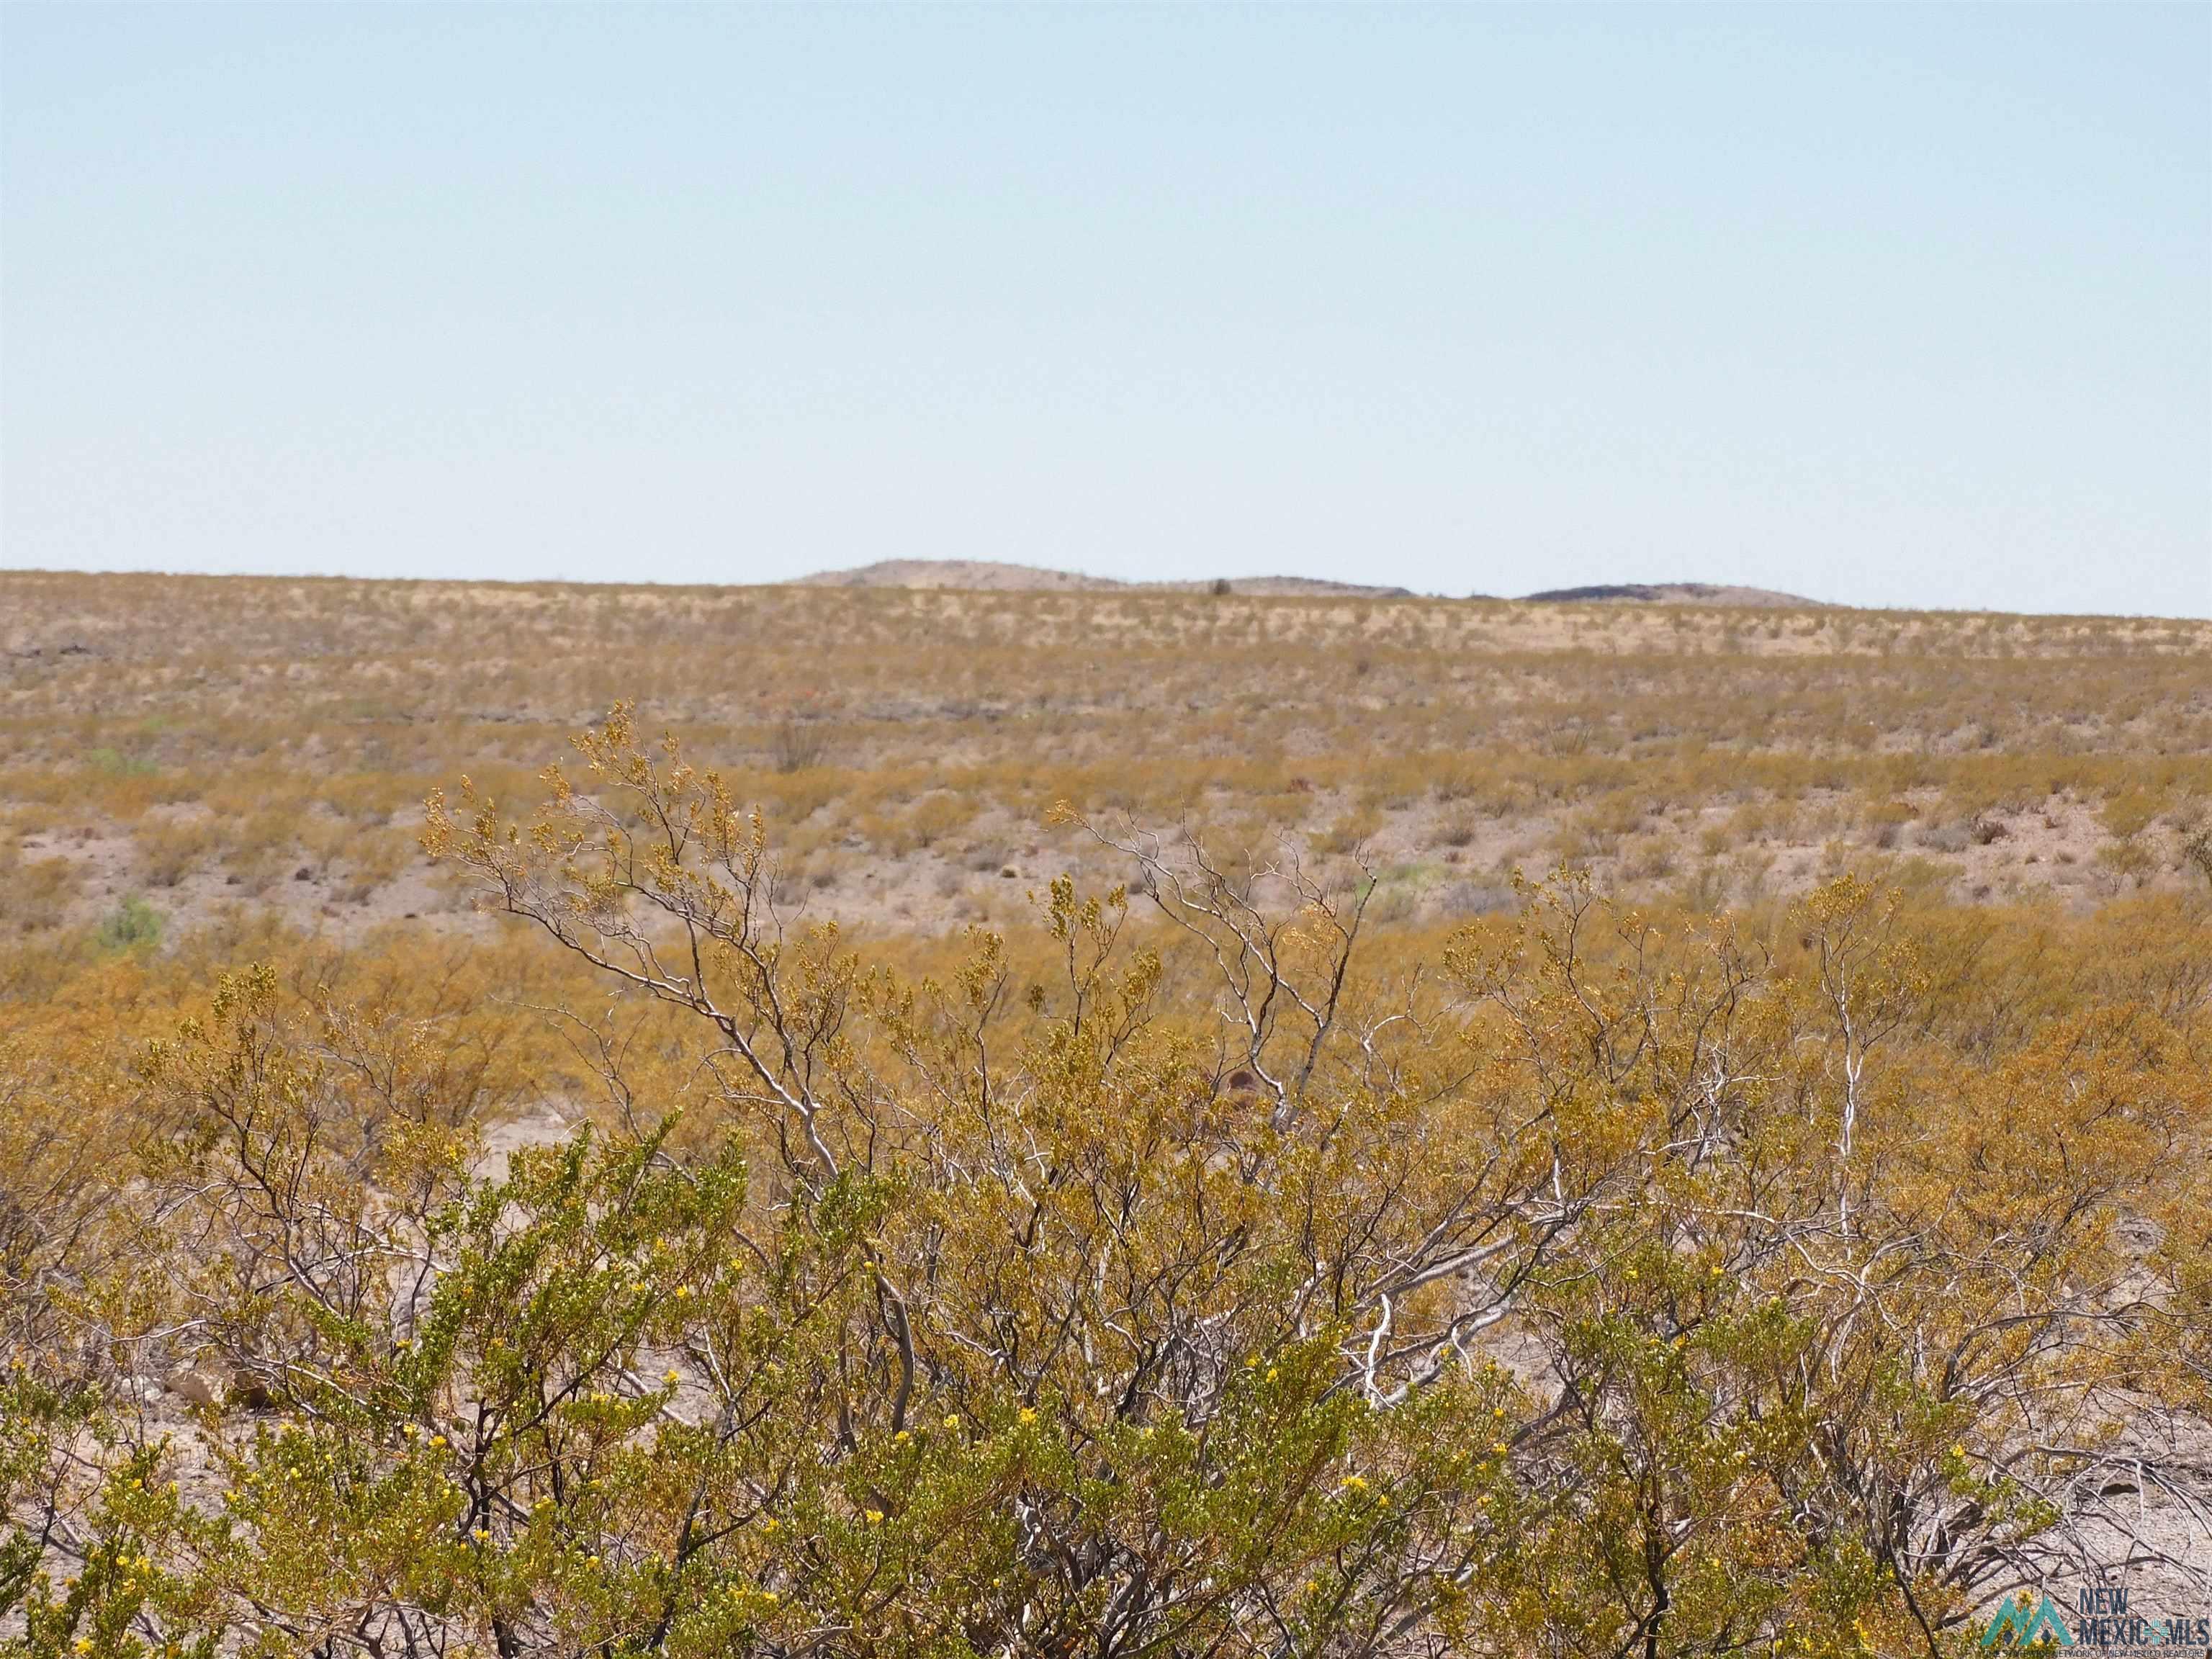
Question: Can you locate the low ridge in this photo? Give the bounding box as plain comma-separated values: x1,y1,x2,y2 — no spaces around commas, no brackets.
793,560,1824,607
1519,581,1822,608
793,559,1412,598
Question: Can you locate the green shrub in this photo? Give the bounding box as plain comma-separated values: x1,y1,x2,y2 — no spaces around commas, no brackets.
95,894,163,952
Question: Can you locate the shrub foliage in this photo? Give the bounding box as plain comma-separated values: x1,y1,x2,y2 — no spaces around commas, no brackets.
1,709,2206,1657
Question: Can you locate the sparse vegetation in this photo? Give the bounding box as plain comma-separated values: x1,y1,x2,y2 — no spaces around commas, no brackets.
1,580,2209,1654
4,572,2208,938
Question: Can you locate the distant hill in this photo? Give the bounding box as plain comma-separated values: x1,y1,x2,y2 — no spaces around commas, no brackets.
793,560,1413,599
1519,582,1822,608
796,559,1119,593
793,562,1825,608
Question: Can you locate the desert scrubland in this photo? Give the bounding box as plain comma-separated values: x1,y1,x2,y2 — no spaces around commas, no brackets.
4,571,2208,943
2,569,2209,1657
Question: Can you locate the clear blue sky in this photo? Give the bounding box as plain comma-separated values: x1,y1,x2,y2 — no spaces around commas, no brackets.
4,4,2207,615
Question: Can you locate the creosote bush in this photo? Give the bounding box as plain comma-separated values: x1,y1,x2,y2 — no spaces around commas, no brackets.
0,707,2206,1658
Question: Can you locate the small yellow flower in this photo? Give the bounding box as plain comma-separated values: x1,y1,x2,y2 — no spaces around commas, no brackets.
1342,1475,1367,1491
1018,1407,1037,1424
430,1434,447,1448
865,1509,885,1524
1949,1442,1967,1460
943,1415,960,1430
664,1369,681,1385
1266,1368,1279,1382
